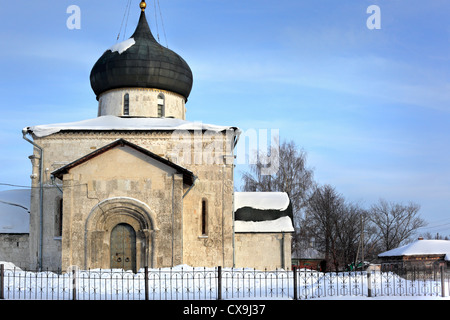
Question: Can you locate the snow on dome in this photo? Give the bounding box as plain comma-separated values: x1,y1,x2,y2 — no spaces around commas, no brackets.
379,239,450,258
108,38,136,54
0,189,31,234
234,216,294,233
234,192,290,211
25,115,241,138
90,11,193,100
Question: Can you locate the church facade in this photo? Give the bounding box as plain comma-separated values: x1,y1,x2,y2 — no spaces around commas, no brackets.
2,2,293,272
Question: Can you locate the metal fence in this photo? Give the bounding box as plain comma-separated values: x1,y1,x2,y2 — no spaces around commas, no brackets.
0,264,448,300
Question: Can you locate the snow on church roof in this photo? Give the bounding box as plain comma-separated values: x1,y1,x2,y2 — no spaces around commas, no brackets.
378,239,450,261
0,189,30,234
25,115,241,138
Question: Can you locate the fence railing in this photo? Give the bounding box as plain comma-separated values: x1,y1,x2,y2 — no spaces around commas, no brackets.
0,264,448,300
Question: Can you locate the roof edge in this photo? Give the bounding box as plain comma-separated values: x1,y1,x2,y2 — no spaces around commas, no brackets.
52,138,196,185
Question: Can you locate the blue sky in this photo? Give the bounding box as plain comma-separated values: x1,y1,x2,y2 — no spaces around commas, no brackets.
0,1,449,236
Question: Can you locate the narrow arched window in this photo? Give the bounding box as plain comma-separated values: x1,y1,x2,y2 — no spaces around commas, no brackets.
55,198,63,237
201,199,208,235
157,93,165,117
124,93,130,116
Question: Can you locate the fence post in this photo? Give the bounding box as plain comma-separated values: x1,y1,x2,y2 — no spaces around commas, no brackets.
0,264,4,300
293,267,298,300
217,266,222,300
144,266,149,301
72,269,77,301
441,265,446,298
367,272,372,297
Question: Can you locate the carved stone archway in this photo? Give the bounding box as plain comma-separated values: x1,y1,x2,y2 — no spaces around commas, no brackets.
84,197,158,270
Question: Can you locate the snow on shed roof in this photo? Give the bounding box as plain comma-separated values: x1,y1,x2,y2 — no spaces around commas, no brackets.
25,115,241,138
233,192,293,233
234,216,294,233
379,239,450,260
234,192,290,211
0,189,30,234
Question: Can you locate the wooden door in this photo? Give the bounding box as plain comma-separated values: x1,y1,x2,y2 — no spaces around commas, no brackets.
110,223,136,272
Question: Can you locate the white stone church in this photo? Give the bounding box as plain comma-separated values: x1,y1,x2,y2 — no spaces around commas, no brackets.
0,1,293,272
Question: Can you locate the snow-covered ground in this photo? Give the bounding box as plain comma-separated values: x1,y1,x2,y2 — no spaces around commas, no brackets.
1,262,448,300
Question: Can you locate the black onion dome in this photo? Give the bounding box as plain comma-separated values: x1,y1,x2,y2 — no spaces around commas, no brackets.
90,11,193,100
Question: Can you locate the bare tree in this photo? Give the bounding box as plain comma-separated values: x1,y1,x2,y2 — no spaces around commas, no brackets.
303,186,383,270
303,184,345,271
241,139,315,253
422,232,450,240
241,140,314,211
369,199,427,251
335,202,366,268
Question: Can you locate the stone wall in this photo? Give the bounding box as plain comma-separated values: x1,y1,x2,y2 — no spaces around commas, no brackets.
234,233,292,271
25,128,289,271
98,88,186,119
181,165,234,267
27,129,236,270
0,234,29,269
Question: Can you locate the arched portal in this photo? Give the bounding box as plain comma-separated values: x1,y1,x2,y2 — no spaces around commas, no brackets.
84,197,158,270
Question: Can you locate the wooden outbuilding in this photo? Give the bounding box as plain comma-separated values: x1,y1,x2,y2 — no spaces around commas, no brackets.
378,238,450,270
